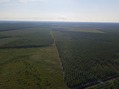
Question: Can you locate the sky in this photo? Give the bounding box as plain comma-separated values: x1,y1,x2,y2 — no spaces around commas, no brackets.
0,0,119,22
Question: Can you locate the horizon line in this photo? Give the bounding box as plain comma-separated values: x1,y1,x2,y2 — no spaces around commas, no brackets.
0,19,119,24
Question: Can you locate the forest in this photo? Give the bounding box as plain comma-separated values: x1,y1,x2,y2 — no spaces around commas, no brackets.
0,21,119,89
52,23,119,89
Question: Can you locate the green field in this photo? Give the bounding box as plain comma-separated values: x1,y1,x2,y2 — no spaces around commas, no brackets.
0,46,68,89
0,25,67,89
0,27,53,48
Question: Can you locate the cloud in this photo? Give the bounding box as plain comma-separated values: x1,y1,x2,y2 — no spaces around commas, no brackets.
20,0,49,3
0,0,48,4
0,0,10,3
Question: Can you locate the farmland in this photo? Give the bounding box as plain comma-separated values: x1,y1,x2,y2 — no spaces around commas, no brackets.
0,21,119,89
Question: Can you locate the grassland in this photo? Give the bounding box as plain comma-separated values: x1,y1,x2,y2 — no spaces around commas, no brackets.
0,27,53,48
0,46,67,89
51,26,104,33
0,23,67,89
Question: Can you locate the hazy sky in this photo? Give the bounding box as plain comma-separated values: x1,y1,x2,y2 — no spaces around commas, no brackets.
0,0,119,22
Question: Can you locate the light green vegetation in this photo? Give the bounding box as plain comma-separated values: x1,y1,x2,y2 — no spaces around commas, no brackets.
77,29,104,33
0,46,67,89
0,27,53,48
0,24,67,89
51,26,104,33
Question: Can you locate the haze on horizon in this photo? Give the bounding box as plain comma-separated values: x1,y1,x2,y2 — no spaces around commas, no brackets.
0,0,119,22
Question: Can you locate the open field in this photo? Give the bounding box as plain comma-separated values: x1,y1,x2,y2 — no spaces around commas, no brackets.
0,27,53,48
0,23,67,89
51,26,104,33
0,46,67,89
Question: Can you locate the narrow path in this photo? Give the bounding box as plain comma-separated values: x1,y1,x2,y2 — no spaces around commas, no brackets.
86,76,119,89
50,30,65,75
50,30,68,88
50,30,55,45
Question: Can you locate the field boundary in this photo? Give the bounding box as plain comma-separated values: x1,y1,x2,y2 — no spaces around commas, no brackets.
0,45,51,49
50,30,65,74
0,26,42,32
50,30,68,89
